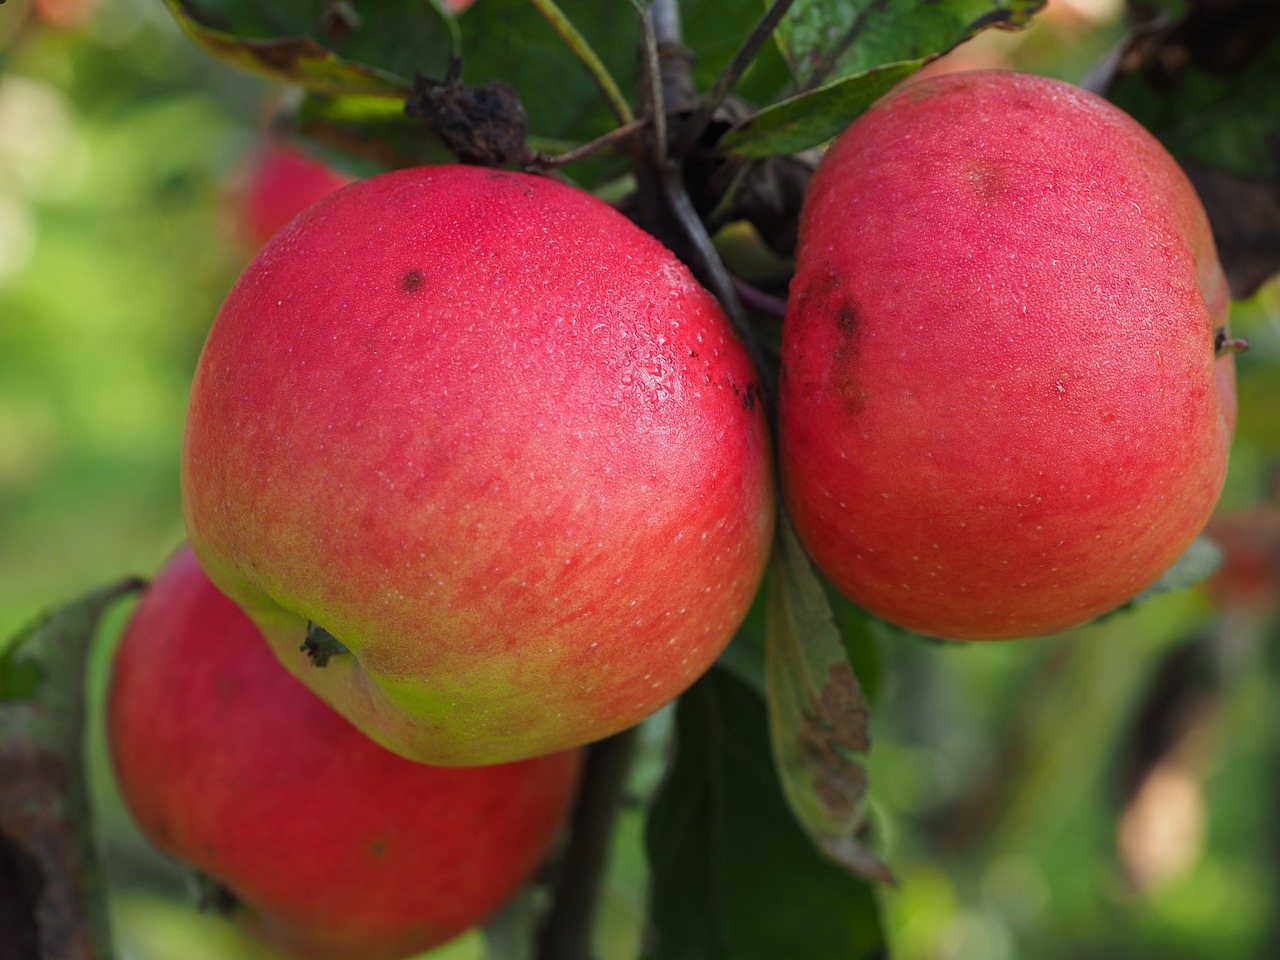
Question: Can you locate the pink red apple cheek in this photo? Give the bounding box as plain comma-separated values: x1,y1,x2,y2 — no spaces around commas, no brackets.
778,70,1234,641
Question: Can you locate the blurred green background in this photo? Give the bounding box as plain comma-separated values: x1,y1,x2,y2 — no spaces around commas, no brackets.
2,0,1279,957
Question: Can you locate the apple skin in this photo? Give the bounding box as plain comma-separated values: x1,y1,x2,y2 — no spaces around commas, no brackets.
779,70,1237,641
183,164,775,765
107,546,581,960
239,144,353,249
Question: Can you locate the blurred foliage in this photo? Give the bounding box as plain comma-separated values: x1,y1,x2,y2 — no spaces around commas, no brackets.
1,0,1279,958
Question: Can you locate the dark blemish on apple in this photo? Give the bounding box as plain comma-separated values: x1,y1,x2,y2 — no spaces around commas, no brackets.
837,375,867,415
831,302,865,413
967,161,1009,200
400,270,425,294
214,676,239,701
728,378,760,412
369,839,390,859
832,300,861,366
835,303,857,337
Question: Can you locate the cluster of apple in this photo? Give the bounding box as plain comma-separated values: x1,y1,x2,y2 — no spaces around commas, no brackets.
107,70,1236,958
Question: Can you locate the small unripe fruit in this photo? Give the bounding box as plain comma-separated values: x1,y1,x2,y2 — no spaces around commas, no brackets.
779,70,1237,641
108,546,580,960
183,165,775,764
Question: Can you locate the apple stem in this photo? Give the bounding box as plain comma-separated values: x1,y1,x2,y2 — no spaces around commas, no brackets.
1214,328,1250,356
669,0,799,160
644,0,776,411
300,623,350,667
732,275,789,322
660,166,776,406
525,118,651,172
534,726,639,960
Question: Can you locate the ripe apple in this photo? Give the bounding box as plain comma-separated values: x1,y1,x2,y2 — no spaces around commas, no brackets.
32,0,100,29
779,70,1237,641
183,164,775,765
108,546,581,960
237,143,353,249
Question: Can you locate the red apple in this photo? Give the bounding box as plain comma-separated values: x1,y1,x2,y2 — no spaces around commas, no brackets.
32,0,100,29
183,164,775,765
238,144,353,249
108,546,581,960
779,70,1237,641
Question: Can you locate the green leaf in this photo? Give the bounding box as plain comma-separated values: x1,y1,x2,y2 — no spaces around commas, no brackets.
719,58,923,158
1133,536,1224,603
830,596,886,705
528,0,634,124
292,92,455,171
162,0,458,96
765,513,890,883
0,579,144,960
1107,27,1280,179
457,0,639,144
779,0,1045,89
0,653,43,703
643,667,886,960
482,883,547,960
682,0,797,105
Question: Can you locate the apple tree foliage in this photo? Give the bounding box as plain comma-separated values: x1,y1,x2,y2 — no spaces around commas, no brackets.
1,0,1278,957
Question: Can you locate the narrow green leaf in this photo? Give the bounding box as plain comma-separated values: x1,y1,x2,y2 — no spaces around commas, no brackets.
682,0,796,105
0,579,144,960
765,513,890,883
458,0,639,145
528,0,634,124
644,668,886,959
780,0,1045,89
719,58,923,158
162,0,458,96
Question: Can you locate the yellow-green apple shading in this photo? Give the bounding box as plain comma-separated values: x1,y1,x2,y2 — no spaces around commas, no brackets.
239,144,352,248
779,70,1237,641
183,164,775,764
108,546,581,960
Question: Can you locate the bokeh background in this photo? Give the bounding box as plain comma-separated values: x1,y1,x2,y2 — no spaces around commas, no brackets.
2,0,1278,957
